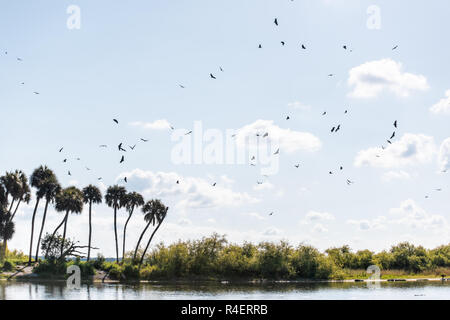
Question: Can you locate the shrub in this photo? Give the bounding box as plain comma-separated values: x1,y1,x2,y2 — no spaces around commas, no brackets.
2,260,15,272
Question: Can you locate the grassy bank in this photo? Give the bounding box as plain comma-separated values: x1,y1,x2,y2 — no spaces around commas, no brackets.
2,235,450,281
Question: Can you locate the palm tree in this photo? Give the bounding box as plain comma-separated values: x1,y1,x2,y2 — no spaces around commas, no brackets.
47,187,83,258
0,171,31,260
122,192,144,263
34,173,61,262
105,185,127,263
28,165,53,265
136,199,168,267
82,185,102,261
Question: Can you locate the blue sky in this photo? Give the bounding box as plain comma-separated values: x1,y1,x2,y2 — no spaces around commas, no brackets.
1,0,450,256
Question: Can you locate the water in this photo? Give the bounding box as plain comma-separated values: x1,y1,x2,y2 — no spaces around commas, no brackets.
1,280,449,300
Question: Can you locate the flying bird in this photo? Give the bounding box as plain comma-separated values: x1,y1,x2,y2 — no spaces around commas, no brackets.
185,131,192,135
301,44,306,49
220,67,224,72
322,111,327,116
124,177,128,183
140,138,149,142
210,73,216,79
99,145,107,148
179,84,185,89
33,92,40,95
258,44,262,48
343,45,347,50
394,120,398,128
274,18,278,26
274,148,280,155
331,127,336,133
392,45,398,50
129,145,136,150
263,132,268,138
59,147,64,152
68,171,71,176
63,159,67,163
212,182,216,187
347,179,354,185
286,116,290,120
113,119,119,124
294,164,300,168
269,212,274,216
390,132,396,139
118,143,126,152
120,155,125,163
281,41,285,46
17,58,22,61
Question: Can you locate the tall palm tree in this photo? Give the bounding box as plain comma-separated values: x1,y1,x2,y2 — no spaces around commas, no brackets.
122,192,144,263
47,187,83,258
105,185,127,263
136,199,168,267
28,165,53,265
82,185,102,261
34,174,61,262
0,171,31,260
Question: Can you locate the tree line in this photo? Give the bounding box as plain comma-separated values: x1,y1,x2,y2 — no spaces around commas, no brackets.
0,166,168,267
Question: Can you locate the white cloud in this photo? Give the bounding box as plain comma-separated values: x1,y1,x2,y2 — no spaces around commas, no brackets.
236,119,321,154
348,59,429,98
288,101,311,111
389,199,447,230
304,211,335,223
438,138,450,171
263,227,282,236
354,133,436,168
117,169,259,211
312,224,328,233
130,119,172,130
381,170,411,182
430,90,450,115
347,217,387,231
246,212,266,220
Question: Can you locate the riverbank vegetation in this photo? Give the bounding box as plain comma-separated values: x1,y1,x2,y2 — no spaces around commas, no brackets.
1,167,449,281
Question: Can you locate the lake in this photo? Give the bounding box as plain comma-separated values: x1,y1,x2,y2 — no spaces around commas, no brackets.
1,280,449,300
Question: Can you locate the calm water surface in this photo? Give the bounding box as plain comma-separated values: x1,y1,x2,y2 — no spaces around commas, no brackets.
1,281,449,300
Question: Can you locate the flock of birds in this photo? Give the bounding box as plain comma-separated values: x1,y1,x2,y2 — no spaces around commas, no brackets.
4,15,446,218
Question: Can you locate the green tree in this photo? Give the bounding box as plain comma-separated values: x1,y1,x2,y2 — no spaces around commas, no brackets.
28,166,54,265
122,192,144,263
46,187,84,259
105,185,127,263
0,170,31,260
138,199,168,268
82,185,103,261
34,171,61,261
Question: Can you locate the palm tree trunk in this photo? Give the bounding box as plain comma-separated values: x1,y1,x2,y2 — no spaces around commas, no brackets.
61,213,69,257
28,198,41,265
114,206,119,263
133,221,151,263
139,217,166,268
122,208,134,264
10,199,22,222
8,199,15,215
34,199,49,262
87,201,92,261
45,211,68,259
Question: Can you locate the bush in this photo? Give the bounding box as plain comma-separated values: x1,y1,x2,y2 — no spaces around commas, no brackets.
2,260,15,272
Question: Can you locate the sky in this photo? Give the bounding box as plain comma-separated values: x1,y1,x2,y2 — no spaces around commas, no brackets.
1,0,450,257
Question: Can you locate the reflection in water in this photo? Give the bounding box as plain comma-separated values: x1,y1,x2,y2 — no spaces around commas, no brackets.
0,280,449,300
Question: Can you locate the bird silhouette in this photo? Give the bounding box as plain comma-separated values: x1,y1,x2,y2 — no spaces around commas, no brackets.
392,45,398,50
274,18,278,26
274,148,280,155
258,44,262,48
281,41,285,46
390,132,396,139
394,120,398,128
113,119,119,124
59,147,64,152
140,138,149,142
185,131,193,135
129,145,136,150
210,73,216,79
120,155,125,163
301,44,306,49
